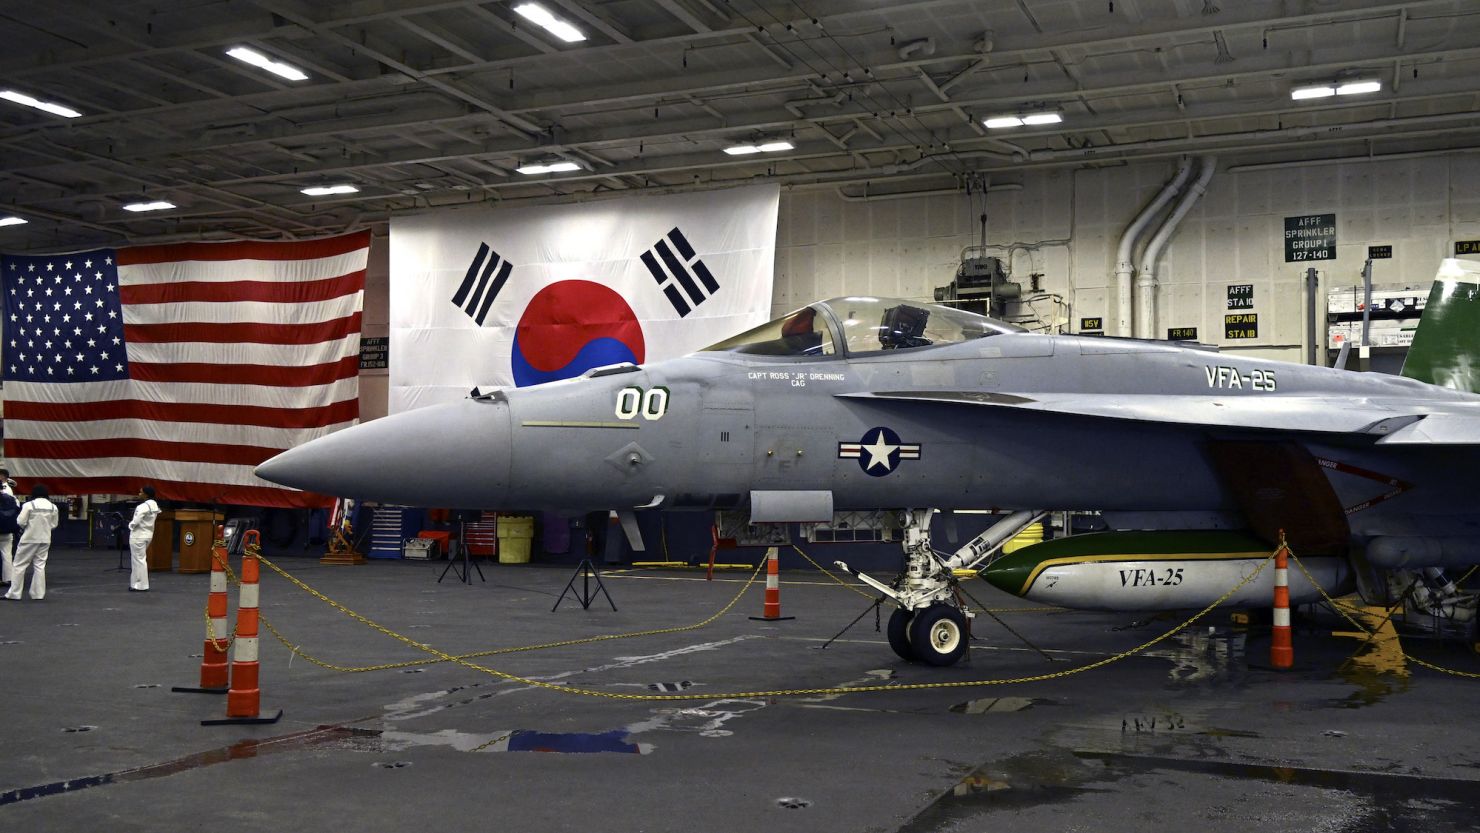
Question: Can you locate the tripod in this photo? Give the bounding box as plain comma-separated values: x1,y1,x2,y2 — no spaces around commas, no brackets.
101,512,129,572
438,518,485,584
552,559,616,611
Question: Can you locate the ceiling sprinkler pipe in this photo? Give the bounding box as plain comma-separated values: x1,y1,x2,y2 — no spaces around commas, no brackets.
1137,155,1217,339
1115,157,1193,338
898,38,936,60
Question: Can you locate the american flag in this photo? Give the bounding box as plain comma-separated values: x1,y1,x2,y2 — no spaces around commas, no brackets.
0,232,369,507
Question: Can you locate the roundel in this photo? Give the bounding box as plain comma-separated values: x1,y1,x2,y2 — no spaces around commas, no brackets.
510,281,646,387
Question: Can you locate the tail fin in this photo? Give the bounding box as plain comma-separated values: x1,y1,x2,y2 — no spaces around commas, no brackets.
1399,258,1480,392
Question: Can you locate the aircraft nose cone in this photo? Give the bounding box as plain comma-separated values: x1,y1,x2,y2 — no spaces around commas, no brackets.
980,551,1035,598
256,398,511,508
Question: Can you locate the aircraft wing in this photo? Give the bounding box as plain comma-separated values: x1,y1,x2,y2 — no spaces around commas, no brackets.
838,390,1480,441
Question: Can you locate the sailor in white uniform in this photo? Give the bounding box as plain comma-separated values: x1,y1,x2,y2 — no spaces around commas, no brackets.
6,484,60,601
128,485,162,591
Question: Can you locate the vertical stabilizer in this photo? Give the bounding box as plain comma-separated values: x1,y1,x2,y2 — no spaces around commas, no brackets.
1399,258,1480,392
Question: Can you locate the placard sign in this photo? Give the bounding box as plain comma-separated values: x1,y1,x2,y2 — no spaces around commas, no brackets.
1167,327,1198,341
1224,313,1258,340
1080,317,1104,332
1227,284,1254,310
1368,245,1392,260
1457,240,1480,256
359,336,389,371
1284,213,1336,262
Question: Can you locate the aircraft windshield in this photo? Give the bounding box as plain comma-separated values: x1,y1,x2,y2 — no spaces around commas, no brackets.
702,306,837,356
823,297,1022,354
702,297,1021,357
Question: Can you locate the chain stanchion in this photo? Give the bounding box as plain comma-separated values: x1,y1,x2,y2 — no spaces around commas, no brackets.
204,530,282,725
1271,530,1294,669
172,525,233,694
748,547,794,621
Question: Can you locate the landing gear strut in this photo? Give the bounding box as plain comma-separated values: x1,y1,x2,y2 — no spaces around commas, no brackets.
835,508,1043,667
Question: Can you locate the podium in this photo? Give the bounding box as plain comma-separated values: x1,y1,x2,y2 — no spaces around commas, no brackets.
146,511,175,572
176,510,224,573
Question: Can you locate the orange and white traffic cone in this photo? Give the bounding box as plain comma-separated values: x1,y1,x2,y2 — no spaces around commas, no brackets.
1270,531,1294,670
172,525,232,695
749,547,795,622
203,530,282,725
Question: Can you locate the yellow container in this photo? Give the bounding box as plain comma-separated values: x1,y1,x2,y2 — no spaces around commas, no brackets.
1001,522,1045,554
497,515,535,537
498,536,532,563
498,515,535,563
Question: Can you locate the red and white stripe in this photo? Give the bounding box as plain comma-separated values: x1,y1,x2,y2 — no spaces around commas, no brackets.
200,527,231,691
1271,539,1293,669
227,536,264,719
5,233,368,507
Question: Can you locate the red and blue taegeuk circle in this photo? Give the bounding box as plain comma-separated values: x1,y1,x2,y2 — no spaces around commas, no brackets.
511,280,646,387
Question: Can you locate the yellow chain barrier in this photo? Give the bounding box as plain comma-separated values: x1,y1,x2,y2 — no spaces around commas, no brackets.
231,545,1274,700
250,557,767,674
1289,552,1480,680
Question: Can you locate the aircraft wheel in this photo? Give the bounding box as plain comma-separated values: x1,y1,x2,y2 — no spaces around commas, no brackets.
909,604,968,667
887,608,915,661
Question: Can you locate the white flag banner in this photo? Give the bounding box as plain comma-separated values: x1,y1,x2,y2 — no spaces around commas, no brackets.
388,184,778,413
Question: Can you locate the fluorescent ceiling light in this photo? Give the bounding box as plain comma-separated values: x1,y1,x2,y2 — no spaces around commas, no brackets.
1291,84,1336,100
983,115,1024,129
123,201,176,212
724,141,793,155
1337,80,1382,96
1022,112,1063,125
226,46,309,81
301,184,359,196
513,3,586,42
0,90,82,118
516,161,581,174
0,216,27,227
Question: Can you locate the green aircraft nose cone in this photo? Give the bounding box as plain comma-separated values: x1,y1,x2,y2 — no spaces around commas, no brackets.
981,549,1042,596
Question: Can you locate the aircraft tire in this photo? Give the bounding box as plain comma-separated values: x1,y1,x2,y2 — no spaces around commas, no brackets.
887,608,915,661
909,604,968,667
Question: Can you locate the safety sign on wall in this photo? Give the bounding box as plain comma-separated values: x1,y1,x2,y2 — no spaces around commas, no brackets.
359,336,389,371
1284,213,1336,262
1224,313,1258,340
1226,284,1254,309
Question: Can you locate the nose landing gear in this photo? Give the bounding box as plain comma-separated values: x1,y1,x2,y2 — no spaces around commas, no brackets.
836,507,1044,667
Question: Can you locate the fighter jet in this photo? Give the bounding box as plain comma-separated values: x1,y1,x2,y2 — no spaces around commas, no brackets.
258,259,1480,666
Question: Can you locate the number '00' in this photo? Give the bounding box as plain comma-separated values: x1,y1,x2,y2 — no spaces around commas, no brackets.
615,386,669,420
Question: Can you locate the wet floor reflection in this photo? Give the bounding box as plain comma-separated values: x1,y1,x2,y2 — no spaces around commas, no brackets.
1330,603,1410,708
1143,628,1248,684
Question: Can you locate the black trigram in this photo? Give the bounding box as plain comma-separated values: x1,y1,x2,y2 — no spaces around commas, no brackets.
451,242,513,326
640,227,719,318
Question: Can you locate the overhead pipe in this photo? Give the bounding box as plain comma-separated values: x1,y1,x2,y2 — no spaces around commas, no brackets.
1115,157,1192,338
1136,156,1216,340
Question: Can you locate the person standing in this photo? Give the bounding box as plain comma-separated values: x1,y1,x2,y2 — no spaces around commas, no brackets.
0,469,14,496
128,486,161,591
6,484,59,601
0,489,17,588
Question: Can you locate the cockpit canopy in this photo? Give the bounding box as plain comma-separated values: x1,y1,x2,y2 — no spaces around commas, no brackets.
703,297,1023,357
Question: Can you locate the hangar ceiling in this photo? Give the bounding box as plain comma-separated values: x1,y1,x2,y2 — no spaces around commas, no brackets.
1,0,1478,253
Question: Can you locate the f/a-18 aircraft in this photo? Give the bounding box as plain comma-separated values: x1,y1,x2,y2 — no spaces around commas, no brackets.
258,259,1480,667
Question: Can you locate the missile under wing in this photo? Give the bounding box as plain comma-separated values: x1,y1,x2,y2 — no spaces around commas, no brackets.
258,259,1480,665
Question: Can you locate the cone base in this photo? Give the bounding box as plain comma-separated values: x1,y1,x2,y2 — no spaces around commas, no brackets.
202,709,283,726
